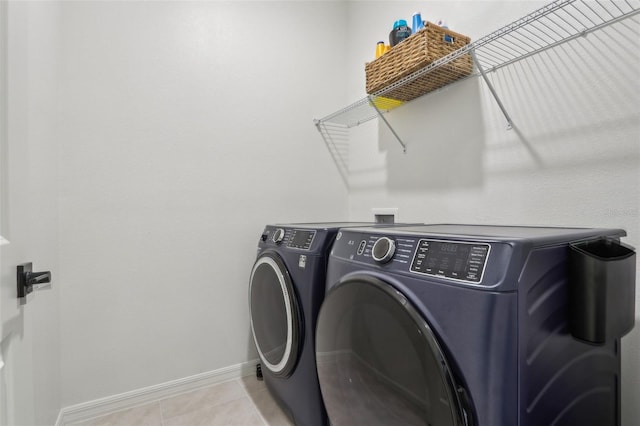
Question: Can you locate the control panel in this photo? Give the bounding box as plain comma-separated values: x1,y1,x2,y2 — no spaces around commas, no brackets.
410,239,490,283
261,227,317,250
332,230,496,285
287,229,316,250
334,233,422,266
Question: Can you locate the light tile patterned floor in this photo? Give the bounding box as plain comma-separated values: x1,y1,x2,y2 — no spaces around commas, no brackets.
71,376,294,426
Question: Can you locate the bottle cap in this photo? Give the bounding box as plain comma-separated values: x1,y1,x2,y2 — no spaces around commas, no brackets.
393,19,408,29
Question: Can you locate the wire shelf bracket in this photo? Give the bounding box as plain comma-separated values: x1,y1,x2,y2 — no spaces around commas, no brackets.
471,50,514,130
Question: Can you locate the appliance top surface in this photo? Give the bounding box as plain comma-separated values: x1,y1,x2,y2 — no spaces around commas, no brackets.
347,224,626,244
272,222,419,229
274,222,373,229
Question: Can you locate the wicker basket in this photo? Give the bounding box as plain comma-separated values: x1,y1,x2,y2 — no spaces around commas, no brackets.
365,22,472,102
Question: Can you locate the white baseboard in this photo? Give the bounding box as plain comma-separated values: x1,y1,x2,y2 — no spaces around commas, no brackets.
56,359,259,426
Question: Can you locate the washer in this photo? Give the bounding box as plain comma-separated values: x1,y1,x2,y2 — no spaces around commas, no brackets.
249,222,418,426
316,224,635,426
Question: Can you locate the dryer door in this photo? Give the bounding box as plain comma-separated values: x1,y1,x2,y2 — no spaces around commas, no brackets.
316,274,471,426
249,252,301,378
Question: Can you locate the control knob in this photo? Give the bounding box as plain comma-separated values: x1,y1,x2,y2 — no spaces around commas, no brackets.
272,228,285,244
372,237,395,263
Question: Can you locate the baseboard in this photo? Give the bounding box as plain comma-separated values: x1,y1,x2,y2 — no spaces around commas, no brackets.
56,359,259,426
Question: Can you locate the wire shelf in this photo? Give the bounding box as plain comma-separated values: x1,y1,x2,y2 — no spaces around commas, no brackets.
314,0,640,184
471,0,639,73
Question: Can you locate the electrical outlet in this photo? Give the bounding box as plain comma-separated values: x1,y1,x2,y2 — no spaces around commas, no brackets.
372,208,398,224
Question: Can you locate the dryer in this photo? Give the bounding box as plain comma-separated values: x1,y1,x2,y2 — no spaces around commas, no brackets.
249,222,418,426
315,224,636,426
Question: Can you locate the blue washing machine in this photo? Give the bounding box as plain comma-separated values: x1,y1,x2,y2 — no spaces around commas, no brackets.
315,224,636,426
249,222,419,426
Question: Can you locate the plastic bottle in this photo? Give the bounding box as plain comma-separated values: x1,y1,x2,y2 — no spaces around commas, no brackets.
438,19,454,43
375,41,385,59
412,13,424,34
389,20,412,47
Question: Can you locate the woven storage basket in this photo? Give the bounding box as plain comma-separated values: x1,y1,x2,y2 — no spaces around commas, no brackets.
366,22,472,102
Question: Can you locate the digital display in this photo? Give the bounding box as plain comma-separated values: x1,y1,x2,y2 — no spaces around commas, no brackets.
288,230,316,250
410,240,490,283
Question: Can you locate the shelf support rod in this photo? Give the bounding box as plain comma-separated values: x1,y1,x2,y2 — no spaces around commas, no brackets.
368,95,407,153
471,50,513,130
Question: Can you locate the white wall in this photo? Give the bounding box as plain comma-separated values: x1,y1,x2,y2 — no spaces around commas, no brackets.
345,1,640,424
56,1,348,407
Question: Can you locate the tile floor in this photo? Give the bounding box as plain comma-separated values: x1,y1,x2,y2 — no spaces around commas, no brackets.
71,376,294,426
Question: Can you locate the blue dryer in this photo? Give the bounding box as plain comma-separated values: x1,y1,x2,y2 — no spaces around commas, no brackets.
249,222,418,426
315,224,636,426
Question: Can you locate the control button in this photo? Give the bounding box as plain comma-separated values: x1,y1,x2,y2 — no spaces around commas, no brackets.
272,228,285,244
357,240,367,255
372,237,396,263
260,234,268,242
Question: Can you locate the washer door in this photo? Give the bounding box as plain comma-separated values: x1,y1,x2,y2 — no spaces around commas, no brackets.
249,252,301,378
316,274,471,426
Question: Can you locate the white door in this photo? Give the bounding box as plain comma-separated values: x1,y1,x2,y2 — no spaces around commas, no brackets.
0,2,61,425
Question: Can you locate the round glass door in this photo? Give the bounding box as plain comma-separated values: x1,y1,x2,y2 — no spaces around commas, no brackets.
315,275,471,426
249,252,301,377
